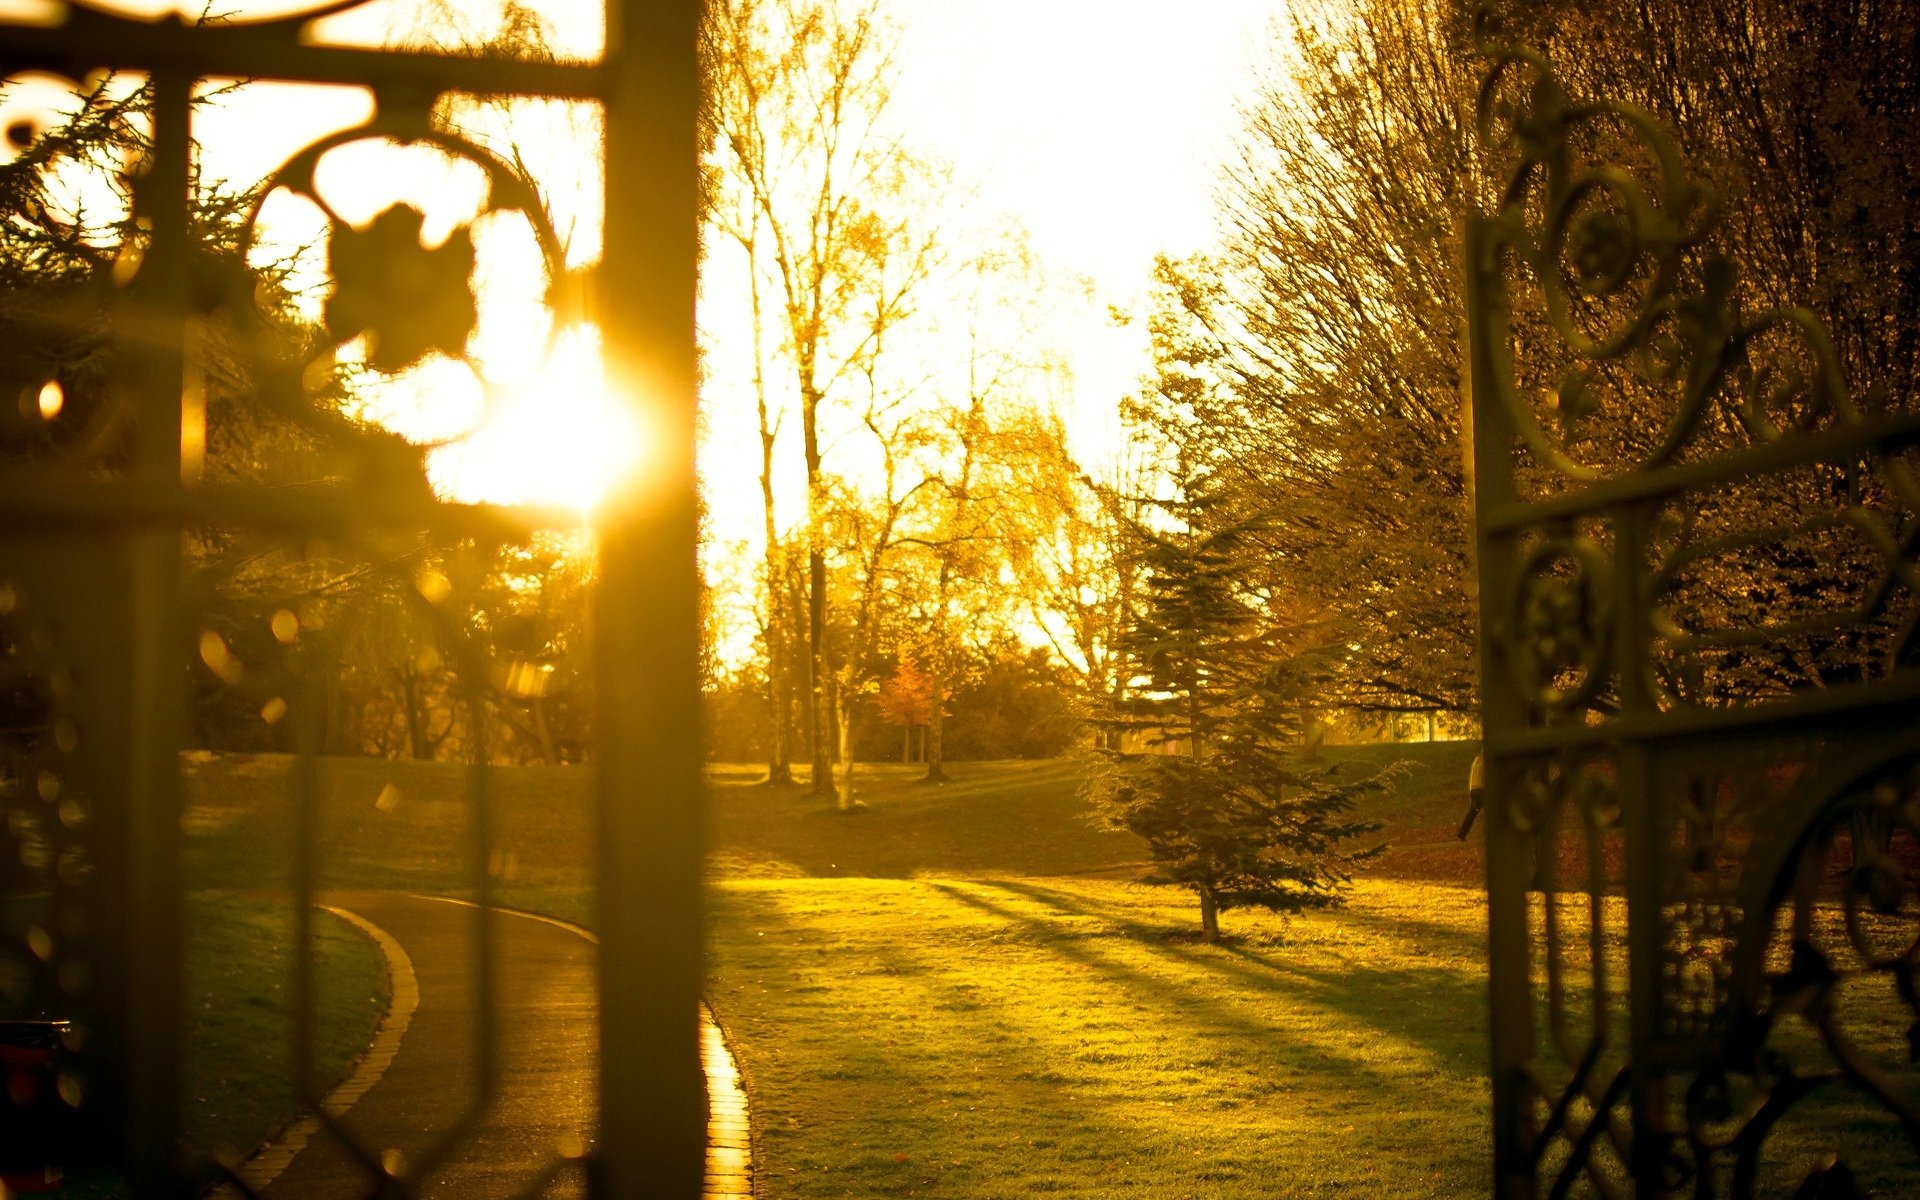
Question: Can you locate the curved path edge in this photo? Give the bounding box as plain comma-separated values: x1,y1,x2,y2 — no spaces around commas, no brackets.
212,905,422,1198
404,895,754,1199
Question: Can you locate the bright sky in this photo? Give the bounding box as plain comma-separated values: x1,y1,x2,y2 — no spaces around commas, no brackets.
881,0,1286,515
700,0,1286,559
1,0,1287,518
889,0,1280,296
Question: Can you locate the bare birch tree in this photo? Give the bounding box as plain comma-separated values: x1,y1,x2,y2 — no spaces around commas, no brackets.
702,0,941,795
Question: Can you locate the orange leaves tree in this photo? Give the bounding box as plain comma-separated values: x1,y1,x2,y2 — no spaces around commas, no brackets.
874,657,936,761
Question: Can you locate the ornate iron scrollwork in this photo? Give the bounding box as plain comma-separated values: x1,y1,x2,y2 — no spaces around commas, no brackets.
1467,12,1920,1198
0,0,710,1193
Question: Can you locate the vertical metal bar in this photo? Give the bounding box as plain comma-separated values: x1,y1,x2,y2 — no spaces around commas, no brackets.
292,647,322,1108
120,65,193,1197
1462,214,1537,1200
1611,502,1666,1194
469,687,499,1131
594,0,706,1196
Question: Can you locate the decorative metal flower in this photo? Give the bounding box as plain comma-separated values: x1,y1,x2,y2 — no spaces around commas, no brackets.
323,203,477,374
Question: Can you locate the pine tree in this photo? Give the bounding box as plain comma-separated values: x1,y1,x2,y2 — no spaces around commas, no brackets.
1093,457,1384,942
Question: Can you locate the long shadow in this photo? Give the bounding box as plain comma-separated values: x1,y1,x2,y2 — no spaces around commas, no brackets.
967,878,1495,1072
978,882,1920,1193
922,881,1478,1097
994,875,1494,965
708,888,1272,1194
939,881,1920,1196
986,876,1478,972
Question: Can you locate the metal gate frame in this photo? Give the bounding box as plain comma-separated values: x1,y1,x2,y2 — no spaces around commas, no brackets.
0,0,704,1195
1464,28,1920,1200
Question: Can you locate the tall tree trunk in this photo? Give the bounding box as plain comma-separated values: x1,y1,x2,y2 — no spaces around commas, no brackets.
836,677,857,810
532,696,557,765
751,243,793,786
923,473,959,783
901,724,909,763
764,626,792,784
1193,675,1214,941
788,567,813,782
922,554,950,782
1199,890,1220,943
923,680,948,781
399,668,426,760
803,376,833,797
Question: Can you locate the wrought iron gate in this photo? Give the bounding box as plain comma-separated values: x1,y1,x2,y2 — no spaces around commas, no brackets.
1465,26,1920,1200
0,0,703,1195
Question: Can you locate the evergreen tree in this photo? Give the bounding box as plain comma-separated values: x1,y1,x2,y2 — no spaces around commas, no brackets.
1092,455,1383,942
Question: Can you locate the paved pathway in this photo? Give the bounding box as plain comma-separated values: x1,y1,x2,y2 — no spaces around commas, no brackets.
224,893,751,1199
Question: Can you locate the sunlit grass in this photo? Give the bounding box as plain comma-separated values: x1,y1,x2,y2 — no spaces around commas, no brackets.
710,876,1492,1199
706,758,1145,880
175,746,1920,1196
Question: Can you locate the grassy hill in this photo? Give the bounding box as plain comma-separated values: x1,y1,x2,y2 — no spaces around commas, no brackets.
182,742,1482,913
714,742,1484,883
709,759,1141,879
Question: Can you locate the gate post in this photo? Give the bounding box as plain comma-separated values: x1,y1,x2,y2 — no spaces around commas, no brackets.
1609,502,1664,1195
595,0,707,1195
113,64,193,1197
1463,212,1538,1200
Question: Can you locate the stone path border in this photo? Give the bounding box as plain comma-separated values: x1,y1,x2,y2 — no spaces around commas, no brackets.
407,896,754,1199
213,905,422,1198
700,1012,752,1199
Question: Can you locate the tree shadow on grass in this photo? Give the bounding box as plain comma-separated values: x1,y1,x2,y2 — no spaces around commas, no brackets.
971,881,1920,1195
709,891,1278,1196
963,879,1495,1073
925,881,1484,1095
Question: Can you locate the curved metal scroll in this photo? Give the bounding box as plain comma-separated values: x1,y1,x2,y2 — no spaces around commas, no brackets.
1465,14,1920,1199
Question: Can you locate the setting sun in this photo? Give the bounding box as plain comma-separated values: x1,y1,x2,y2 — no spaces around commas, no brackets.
422,323,644,511
183,0,621,513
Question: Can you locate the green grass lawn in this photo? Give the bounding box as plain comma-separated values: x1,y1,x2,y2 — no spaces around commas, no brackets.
711,875,1492,1199
182,892,388,1168
174,744,1920,1197
11,890,386,1198
175,743,1496,1197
